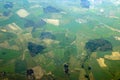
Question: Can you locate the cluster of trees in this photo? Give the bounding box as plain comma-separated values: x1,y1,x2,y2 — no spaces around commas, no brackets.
27,42,45,56
24,19,46,28
43,6,60,13
40,32,55,39
4,2,13,9
81,0,90,8
2,2,13,17
85,39,113,52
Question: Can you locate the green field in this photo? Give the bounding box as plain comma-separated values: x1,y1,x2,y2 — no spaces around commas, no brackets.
0,0,120,80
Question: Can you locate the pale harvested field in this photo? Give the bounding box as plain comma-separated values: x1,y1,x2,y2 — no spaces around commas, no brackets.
16,9,29,18
43,39,59,45
44,19,60,26
32,66,44,80
97,58,107,67
0,41,19,50
8,23,22,31
105,25,120,33
30,4,42,8
0,29,7,32
114,36,120,41
104,52,120,60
